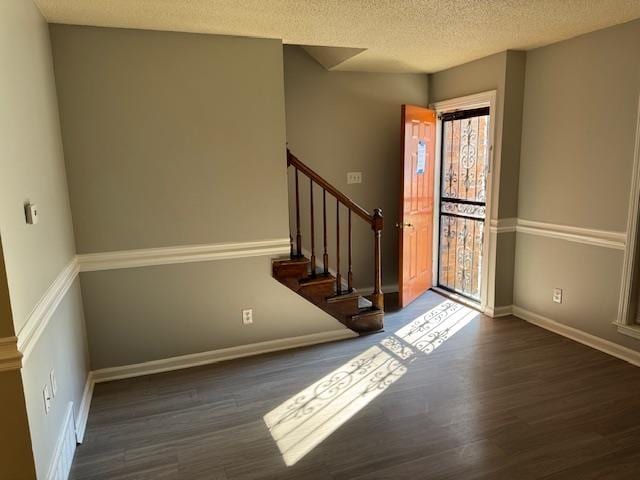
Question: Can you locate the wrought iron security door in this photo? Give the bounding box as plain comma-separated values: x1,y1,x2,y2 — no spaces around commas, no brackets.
438,107,490,301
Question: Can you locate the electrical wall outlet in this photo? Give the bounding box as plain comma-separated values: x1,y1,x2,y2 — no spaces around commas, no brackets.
347,172,362,184
43,385,51,414
242,308,253,325
552,288,563,304
50,369,57,397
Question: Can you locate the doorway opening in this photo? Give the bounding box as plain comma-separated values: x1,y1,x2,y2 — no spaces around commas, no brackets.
398,92,496,313
437,107,490,302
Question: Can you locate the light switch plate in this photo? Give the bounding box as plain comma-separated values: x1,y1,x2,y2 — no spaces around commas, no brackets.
552,288,563,304
25,203,39,225
242,308,253,325
347,172,362,184
43,385,51,414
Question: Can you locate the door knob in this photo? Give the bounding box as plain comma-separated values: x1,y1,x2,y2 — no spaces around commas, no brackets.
396,222,414,228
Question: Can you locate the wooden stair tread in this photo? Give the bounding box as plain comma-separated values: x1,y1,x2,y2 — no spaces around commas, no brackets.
298,274,335,287
325,290,359,304
352,307,383,318
273,257,309,267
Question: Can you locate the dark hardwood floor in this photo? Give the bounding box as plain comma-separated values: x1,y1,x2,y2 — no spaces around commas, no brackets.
71,291,640,479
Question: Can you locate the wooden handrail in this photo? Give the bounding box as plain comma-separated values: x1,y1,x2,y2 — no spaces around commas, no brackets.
287,150,375,227
287,148,384,311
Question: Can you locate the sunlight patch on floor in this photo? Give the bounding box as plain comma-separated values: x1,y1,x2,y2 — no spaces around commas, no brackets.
263,299,479,466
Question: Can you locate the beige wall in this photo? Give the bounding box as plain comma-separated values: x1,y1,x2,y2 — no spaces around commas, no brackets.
80,257,345,369
51,26,343,369
429,51,506,111
21,280,90,478
514,235,640,349
518,21,640,231
495,232,516,307
429,51,525,308
515,19,640,351
500,51,526,220
284,45,429,289
50,25,290,253
0,2,91,477
494,52,526,309
0,0,76,335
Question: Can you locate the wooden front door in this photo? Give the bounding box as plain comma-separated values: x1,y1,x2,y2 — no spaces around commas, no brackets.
399,105,436,307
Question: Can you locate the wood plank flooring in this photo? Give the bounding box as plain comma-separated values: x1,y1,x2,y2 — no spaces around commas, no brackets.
70,291,640,479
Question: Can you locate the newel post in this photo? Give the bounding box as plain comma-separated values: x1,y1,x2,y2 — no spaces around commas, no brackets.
372,208,384,311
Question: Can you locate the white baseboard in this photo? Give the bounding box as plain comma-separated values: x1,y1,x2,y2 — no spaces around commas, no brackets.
615,322,640,341
491,305,513,317
46,402,76,480
75,372,94,443
512,306,640,367
92,329,357,383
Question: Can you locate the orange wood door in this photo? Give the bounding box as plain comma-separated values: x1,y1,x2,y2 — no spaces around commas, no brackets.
399,105,436,307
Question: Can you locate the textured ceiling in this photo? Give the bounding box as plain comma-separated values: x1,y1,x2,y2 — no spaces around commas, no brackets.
34,0,640,73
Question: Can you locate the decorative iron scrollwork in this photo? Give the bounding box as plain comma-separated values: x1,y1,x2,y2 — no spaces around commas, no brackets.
438,111,489,301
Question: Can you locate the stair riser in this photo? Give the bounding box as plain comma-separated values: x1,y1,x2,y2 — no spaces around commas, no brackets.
272,255,384,334
273,264,310,278
299,283,335,302
327,299,360,316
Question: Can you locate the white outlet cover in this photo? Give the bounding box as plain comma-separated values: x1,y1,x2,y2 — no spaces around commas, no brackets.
552,288,563,304
242,308,253,324
50,369,57,397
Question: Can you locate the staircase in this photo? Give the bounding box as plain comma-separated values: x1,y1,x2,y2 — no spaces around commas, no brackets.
272,150,384,334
